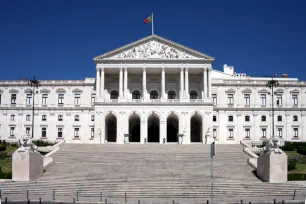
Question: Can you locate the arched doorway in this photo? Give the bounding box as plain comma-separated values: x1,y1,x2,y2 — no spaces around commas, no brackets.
167,114,179,142
129,114,141,142
148,114,159,142
105,114,117,142
190,114,202,142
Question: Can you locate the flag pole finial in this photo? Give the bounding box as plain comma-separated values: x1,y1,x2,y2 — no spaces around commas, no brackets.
152,12,154,35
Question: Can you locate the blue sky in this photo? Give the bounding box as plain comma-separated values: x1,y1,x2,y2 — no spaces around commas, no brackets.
0,0,306,80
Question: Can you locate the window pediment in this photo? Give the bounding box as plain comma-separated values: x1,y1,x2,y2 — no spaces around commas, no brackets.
258,89,269,93
290,89,300,94
40,88,50,93
242,88,252,93
225,88,236,93
9,89,19,93
24,88,32,93
72,88,83,93
56,88,66,93
275,88,284,93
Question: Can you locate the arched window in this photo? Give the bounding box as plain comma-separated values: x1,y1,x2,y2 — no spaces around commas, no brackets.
132,90,141,99
168,90,176,99
110,90,119,99
190,90,198,99
150,90,159,99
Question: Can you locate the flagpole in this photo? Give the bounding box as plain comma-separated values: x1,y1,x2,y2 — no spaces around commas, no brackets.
152,12,154,35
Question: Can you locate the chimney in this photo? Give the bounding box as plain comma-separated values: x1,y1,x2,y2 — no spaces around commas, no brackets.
274,74,278,78
282,74,288,78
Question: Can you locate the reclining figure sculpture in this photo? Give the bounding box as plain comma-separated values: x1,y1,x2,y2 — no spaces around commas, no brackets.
17,135,38,153
263,136,283,154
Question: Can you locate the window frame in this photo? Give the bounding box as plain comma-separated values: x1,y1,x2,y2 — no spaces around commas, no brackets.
167,90,176,99
110,90,119,99
245,115,250,122
277,115,282,122
58,128,63,138
150,90,159,99
10,126,15,137
11,114,15,121
228,94,234,105
74,93,81,105
228,128,234,139
58,93,64,104
74,128,80,138
42,94,48,105
58,114,63,121
41,127,47,138
42,114,47,121
260,94,266,106
26,127,31,136
261,115,266,122
262,128,267,138
212,94,217,106
292,94,298,105
245,128,250,138
293,128,299,138
11,94,16,104
190,90,198,99
244,94,250,106
75,115,80,122
277,128,282,138
132,90,141,99
228,115,234,122
26,94,32,105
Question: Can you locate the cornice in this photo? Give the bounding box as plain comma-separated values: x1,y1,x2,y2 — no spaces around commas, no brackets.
212,83,306,88
95,59,214,64
0,107,94,111
213,107,306,112
95,102,214,106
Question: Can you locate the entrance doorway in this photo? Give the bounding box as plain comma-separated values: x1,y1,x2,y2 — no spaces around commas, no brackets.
148,114,159,142
190,114,202,142
105,114,117,142
167,114,179,142
129,114,141,142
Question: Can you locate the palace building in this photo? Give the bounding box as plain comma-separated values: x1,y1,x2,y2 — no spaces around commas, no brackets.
0,34,305,144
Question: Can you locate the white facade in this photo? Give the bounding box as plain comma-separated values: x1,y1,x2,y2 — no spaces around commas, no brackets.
0,35,305,144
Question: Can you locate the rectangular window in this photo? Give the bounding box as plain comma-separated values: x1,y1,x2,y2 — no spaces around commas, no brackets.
58,115,63,121
26,114,31,121
91,115,95,121
58,128,63,138
228,128,234,139
278,128,282,138
75,115,79,121
74,128,80,138
91,128,94,138
10,127,15,137
26,94,32,105
74,93,81,105
228,116,233,122
245,115,250,122
212,94,217,106
213,129,217,139
244,94,250,106
26,127,31,136
91,94,96,105
11,94,16,104
278,115,282,122
260,94,266,106
58,94,64,104
294,128,299,138
0,94,1,104
276,95,282,106
292,95,298,105
245,128,250,138
41,127,47,138
42,94,48,105
261,115,266,122
213,115,217,122
228,94,234,105
262,128,267,138
11,114,15,121
42,115,47,121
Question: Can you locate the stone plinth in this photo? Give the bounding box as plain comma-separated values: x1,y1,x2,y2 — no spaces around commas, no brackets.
257,152,287,183
12,151,43,181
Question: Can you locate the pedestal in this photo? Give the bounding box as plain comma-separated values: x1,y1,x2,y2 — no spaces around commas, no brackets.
12,151,43,181
257,152,287,183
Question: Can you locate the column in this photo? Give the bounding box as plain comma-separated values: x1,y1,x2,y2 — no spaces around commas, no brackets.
203,68,207,98
124,68,128,98
185,68,189,99
161,67,165,99
119,68,123,98
208,69,212,98
180,68,184,99
142,67,147,100
96,68,101,97
101,68,104,98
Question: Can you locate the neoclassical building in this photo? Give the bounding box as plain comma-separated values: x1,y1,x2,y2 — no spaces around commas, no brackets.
0,35,305,144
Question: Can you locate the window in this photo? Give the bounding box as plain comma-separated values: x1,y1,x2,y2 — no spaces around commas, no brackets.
0,94,1,104
10,127,15,137
278,128,282,138
277,115,282,122
26,94,32,105
11,114,15,121
91,115,95,121
276,95,282,106
212,94,217,106
245,128,250,138
11,94,16,104
228,115,233,122
213,129,217,139
91,94,96,105
190,91,198,99
91,128,94,138
58,128,63,138
110,90,119,99
58,115,63,121
245,116,250,122
260,94,266,106
26,127,31,136
294,128,299,138
58,94,64,104
168,90,176,99
26,114,31,121
228,128,234,139
244,94,250,106
261,115,266,122
261,128,267,138
41,127,47,138
74,93,81,105
292,94,298,105
75,115,79,121
228,94,234,105
42,115,47,121
150,90,159,99
293,115,298,122
132,90,141,99
74,128,80,138
213,115,217,122
42,94,48,105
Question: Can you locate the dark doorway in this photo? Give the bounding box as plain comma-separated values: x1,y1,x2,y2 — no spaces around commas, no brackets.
148,114,160,142
129,114,141,142
190,115,202,142
105,114,117,142
167,115,179,142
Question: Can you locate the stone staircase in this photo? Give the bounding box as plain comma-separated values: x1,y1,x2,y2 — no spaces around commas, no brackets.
1,144,305,203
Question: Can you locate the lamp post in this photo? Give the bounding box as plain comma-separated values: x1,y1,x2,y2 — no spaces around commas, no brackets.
266,77,279,138
28,77,40,138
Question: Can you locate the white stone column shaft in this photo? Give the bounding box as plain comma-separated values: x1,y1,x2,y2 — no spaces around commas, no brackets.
185,68,189,99
119,68,123,98
161,68,165,99
96,68,101,97
124,68,128,98
203,68,207,98
208,69,212,98
143,68,147,99
180,68,184,99
101,68,104,98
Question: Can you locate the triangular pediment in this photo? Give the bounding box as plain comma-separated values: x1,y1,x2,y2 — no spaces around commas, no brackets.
94,35,214,61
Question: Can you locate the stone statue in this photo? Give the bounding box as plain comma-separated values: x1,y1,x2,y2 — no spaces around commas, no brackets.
205,128,214,144
17,135,38,153
263,136,283,154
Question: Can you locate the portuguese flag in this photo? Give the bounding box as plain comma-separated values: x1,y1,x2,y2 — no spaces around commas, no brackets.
144,14,153,23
